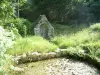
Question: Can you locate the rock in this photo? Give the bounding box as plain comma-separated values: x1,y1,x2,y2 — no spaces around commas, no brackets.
13,56,21,64
34,15,54,40
10,65,24,72
48,52,57,58
14,67,24,72
31,52,40,56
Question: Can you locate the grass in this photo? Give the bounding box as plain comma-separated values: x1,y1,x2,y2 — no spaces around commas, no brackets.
90,23,100,31
7,23,100,58
52,23,100,58
52,23,86,36
6,36,57,56
80,41,100,57
53,29,100,48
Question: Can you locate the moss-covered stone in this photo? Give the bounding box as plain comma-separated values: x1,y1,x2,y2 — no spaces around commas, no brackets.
14,49,100,69
34,15,54,40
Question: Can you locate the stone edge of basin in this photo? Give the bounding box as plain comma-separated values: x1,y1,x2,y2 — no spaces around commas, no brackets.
13,49,100,70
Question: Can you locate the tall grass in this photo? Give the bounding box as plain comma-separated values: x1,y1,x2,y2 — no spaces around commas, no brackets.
52,23,100,58
80,41,100,57
53,25,100,46
90,23,100,31
52,23,86,36
6,36,58,56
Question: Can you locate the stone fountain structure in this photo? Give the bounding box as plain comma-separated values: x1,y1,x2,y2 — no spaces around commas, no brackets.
34,15,54,39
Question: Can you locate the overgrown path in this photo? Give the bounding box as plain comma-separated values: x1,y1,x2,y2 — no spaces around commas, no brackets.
17,58,100,75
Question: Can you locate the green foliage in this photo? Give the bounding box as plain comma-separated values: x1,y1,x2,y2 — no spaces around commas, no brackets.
0,0,18,74
18,0,100,24
19,0,28,6
52,23,100,58
11,28,21,40
90,23,100,31
89,0,100,22
21,0,97,24
52,29,89,48
0,55,12,75
0,0,28,20
80,41,100,57
0,0,15,20
12,18,32,36
0,26,14,75
7,36,58,56
0,0,33,37
20,0,83,23
3,18,33,37
6,22,100,59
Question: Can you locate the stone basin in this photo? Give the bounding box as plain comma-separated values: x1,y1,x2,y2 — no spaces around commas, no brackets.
17,58,100,75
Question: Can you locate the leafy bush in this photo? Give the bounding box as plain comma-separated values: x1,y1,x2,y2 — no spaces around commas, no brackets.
7,36,58,56
3,18,33,37
0,26,14,75
11,28,21,40
0,0,15,19
90,23,100,31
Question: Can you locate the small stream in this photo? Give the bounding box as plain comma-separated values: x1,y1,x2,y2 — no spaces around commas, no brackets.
18,58,100,75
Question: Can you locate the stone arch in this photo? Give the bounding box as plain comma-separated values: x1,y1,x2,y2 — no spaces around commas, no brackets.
34,15,54,40
40,24,49,39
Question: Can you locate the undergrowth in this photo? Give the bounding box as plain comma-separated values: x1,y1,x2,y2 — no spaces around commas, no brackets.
7,23,100,58
6,36,57,56
52,23,100,58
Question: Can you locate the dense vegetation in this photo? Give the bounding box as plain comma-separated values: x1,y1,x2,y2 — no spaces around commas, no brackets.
6,23,100,58
20,0,100,24
0,0,100,75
